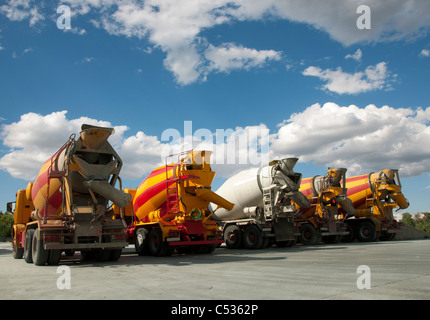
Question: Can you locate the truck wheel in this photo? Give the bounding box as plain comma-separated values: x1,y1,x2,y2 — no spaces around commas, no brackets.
32,229,49,266
109,249,122,261
12,241,24,259
224,225,243,249
135,228,149,256
357,221,376,242
299,224,318,245
95,249,112,262
148,227,168,256
24,229,34,263
243,225,264,249
261,237,270,249
341,224,355,242
47,250,61,265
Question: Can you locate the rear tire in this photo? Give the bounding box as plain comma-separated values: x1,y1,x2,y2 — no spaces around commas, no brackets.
32,229,48,266
357,221,376,242
24,229,34,263
341,224,355,242
148,227,168,256
109,249,122,261
47,249,61,265
299,224,319,245
224,225,243,249
243,225,264,249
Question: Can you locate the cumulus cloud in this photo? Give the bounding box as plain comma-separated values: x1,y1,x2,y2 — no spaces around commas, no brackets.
3,1,429,85
0,0,44,26
272,0,430,46
271,102,430,177
205,43,282,74
0,111,271,181
302,62,395,94
0,111,129,180
2,105,430,183
345,48,362,62
420,49,430,57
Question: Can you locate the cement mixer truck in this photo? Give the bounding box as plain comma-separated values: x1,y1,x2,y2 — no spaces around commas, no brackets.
341,169,409,242
295,168,356,245
211,158,311,249
114,150,234,256
9,124,132,265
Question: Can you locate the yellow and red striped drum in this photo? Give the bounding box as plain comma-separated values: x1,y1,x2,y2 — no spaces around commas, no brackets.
30,155,64,218
344,174,371,211
297,176,319,217
133,164,176,223
132,150,234,224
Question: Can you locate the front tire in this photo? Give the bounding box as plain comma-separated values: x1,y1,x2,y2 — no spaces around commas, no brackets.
135,228,149,256
12,237,24,259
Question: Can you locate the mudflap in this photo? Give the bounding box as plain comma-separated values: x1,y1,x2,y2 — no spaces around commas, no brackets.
273,217,295,242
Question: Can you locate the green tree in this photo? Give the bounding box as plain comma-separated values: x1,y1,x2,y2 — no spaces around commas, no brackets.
0,212,13,238
400,212,415,227
415,212,430,234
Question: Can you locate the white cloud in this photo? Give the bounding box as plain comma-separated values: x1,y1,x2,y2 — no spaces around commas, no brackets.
0,111,129,180
75,56,94,64
11,47,33,59
345,48,362,61
1,106,430,183
420,49,430,57
272,0,430,46
271,102,430,177
0,110,272,181
3,1,430,85
64,27,87,35
0,0,44,26
60,1,430,85
302,62,395,94
205,43,282,74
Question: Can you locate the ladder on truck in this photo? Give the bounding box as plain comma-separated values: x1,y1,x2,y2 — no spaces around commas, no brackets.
43,134,76,224
165,150,193,214
262,186,274,220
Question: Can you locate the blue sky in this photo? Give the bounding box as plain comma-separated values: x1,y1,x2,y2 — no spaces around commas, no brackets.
0,0,429,215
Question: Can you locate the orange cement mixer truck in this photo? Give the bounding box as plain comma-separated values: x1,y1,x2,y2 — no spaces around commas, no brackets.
114,150,234,256
295,168,356,245
9,124,131,265
341,169,409,242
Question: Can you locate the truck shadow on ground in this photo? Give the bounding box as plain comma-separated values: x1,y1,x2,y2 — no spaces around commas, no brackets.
59,241,369,268
0,248,11,256
1,240,401,267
